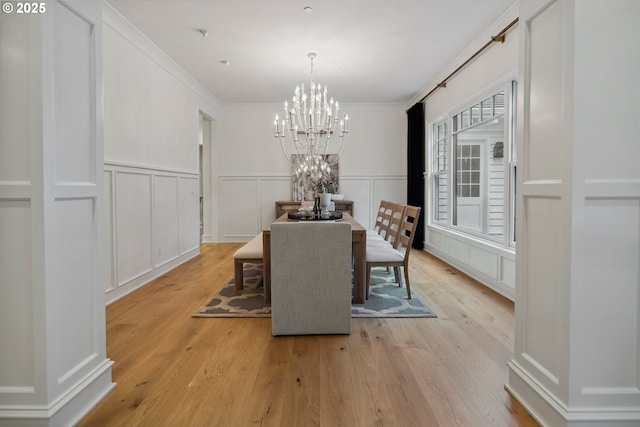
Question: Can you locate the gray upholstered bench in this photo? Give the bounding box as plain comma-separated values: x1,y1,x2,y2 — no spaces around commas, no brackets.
233,232,263,295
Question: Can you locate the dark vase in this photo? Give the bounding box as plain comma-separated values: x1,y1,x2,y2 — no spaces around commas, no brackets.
313,196,321,216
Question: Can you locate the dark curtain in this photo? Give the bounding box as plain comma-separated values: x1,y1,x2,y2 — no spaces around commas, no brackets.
407,102,425,250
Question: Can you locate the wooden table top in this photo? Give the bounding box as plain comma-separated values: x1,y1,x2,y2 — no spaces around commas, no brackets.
265,212,365,232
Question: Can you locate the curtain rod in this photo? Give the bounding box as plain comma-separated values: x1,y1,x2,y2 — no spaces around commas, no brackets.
417,17,519,104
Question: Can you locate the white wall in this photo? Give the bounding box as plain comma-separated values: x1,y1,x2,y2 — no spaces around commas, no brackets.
507,0,640,425
415,3,519,300
101,4,409,276
216,103,408,241
102,4,221,303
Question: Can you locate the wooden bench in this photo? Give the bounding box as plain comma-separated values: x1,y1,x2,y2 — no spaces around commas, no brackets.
233,232,264,295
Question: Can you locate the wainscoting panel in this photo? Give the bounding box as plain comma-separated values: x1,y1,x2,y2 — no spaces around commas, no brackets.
0,15,29,184
259,178,291,226
51,198,97,385
521,195,563,390
52,4,95,185
115,170,153,286
371,176,408,224
106,163,200,304
577,197,640,407
445,237,498,279
104,170,115,293
340,178,373,228
220,178,260,241
425,226,515,300
153,175,179,267
500,257,516,289
525,0,563,182
218,176,406,241
178,176,200,255
0,199,35,394
426,227,444,250
217,177,291,242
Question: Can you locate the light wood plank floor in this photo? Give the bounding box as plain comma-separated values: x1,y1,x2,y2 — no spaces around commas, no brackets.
79,244,538,427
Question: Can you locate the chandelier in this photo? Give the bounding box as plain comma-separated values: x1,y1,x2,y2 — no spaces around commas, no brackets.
273,53,349,173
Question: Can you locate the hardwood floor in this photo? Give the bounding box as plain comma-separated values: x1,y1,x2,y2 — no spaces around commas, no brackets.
79,244,538,427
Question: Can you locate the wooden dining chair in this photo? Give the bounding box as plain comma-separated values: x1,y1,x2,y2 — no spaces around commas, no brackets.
365,205,421,299
367,200,394,241
367,202,406,273
383,203,406,247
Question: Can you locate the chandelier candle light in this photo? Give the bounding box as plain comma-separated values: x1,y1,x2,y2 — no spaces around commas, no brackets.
274,53,349,171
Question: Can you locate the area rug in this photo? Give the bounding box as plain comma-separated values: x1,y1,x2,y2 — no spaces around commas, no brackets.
193,264,436,318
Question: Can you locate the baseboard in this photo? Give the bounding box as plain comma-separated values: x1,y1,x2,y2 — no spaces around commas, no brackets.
506,360,566,426
201,234,215,243
507,360,640,426
0,359,115,427
105,247,200,305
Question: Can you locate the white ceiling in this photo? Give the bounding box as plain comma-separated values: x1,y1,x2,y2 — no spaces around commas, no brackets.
107,0,515,104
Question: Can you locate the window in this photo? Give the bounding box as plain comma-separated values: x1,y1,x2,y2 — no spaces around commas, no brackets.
431,120,447,225
428,82,516,246
456,143,481,198
453,91,506,240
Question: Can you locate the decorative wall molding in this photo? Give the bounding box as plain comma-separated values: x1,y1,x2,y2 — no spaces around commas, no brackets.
507,360,640,426
218,174,407,242
583,179,640,199
104,163,200,305
425,225,515,300
103,160,199,177
0,182,32,199
0,2,115,424
508,0,640,424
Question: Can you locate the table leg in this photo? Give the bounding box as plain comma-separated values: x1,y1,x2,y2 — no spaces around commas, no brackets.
352,232,366,304
262,231,271,304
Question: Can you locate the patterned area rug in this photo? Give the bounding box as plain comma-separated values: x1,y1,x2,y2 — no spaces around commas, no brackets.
193,264,436,318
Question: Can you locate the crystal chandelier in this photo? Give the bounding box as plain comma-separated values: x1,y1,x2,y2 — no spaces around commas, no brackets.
274,52,349,172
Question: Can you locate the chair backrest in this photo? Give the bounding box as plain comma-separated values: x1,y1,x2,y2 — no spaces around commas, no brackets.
385,203,406,248
270,222,352,336
373,200,394,237
396,205,422,264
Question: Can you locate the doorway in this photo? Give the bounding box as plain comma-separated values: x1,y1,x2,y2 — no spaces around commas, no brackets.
199,112,214,242
455,141,485,232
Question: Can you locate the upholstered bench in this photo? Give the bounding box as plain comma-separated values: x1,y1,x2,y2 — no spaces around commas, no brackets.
233,232,263,294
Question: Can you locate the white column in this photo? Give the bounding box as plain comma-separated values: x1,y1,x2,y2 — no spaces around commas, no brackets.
507,0,640,425
0,1,114,426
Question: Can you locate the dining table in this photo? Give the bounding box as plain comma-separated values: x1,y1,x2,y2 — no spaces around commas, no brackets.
261,212,367,304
